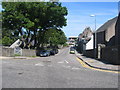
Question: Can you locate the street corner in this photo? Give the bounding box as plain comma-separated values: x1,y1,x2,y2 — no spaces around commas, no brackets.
76,57,120,74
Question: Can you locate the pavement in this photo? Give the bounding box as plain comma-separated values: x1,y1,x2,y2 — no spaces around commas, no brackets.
75,51,120,72
1,49,120,72
0,56,39,60
2,47,119,88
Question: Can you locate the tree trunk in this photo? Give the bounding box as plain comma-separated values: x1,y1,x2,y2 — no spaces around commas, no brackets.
34,29,37,48
18,27,23,36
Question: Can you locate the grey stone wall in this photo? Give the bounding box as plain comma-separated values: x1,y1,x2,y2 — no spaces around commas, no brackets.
2,47,14,57
101,46,120,65
1,46,36,57
84,49,95,58
22,49,36,56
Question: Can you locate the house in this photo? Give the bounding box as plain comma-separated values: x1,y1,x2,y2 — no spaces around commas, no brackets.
86,35,94,50
115,12,120,46
77,27,93,53
93,16,120,64
94,17,118,47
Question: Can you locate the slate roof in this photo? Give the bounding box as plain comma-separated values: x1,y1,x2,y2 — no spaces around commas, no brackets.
96,17,118,33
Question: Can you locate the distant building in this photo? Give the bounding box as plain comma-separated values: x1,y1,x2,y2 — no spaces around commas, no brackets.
77,27,93,53
78,27,93,42
68,36,78,45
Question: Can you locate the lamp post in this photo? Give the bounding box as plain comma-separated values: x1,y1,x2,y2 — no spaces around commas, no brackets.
90,14,97,59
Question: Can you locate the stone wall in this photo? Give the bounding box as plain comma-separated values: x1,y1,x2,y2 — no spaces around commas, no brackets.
2,47,14,57
101,46,120,65
84,49,95,58
84,45,120,65
1,46,36,57
22,49,36,56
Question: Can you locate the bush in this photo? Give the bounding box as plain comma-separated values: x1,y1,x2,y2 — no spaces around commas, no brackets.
63,43,69,47
2,36,13,46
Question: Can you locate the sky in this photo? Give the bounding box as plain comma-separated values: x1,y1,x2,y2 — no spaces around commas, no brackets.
61,2,118,37
0,2,119,38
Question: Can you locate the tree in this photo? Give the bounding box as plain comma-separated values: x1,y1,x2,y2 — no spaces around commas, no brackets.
44,28,67,47
2,36,13,46
2,2,68,48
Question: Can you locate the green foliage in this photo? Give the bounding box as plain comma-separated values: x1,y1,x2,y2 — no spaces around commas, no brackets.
14,54,21,56
0,39,2,45
2,2,68,48
44,28,67,46
2,36,13,46
63,43,69,47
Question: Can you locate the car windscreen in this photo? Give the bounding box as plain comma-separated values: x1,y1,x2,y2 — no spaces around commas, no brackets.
70,48,74,51
41,50,47,52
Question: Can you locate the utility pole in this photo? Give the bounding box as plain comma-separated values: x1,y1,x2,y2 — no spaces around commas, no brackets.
90,14,97,59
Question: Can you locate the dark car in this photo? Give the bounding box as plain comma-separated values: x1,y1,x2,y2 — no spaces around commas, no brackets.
50,48,59,55
39,50,50,57
53,48,58,54
50,50,56,55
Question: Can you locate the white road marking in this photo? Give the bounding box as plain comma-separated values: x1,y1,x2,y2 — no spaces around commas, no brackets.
35,63,44,66
65,60,69,63
72,67,80,70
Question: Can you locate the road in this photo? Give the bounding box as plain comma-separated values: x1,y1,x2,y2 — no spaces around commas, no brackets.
2,47,118,88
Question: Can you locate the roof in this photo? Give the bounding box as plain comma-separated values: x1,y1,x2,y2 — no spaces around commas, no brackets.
96,17,118,33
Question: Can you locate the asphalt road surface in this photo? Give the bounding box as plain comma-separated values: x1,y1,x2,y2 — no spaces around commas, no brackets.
2,47,118,88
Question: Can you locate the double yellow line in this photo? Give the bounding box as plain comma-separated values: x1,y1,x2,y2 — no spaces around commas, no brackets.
76,57,120,74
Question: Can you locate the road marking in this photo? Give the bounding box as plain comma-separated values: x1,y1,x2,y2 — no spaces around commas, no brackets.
72,67,80,70
76,57,120,74
65,60,69,63
35,63,44,66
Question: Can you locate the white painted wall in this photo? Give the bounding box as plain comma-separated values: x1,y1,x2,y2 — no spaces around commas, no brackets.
10,39,22,48
86,35,93,50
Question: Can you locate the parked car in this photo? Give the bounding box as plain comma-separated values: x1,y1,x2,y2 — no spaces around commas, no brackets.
50,49,56,55
70,47,75,54
53,48,58,54
39,50,50,57
50,48,59,55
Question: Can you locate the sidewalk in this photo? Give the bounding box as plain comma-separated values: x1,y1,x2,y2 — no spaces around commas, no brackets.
75,51,120,71
0,56,39,60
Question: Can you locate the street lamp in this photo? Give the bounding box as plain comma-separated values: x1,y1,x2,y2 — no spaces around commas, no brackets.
90,14,97,59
